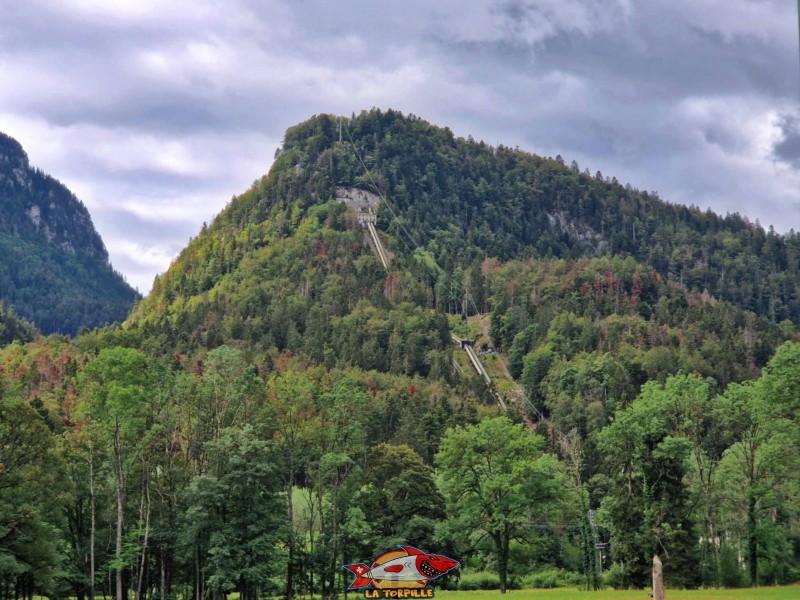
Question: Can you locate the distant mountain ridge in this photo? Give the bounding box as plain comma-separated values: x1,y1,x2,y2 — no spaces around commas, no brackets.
0,132,140,335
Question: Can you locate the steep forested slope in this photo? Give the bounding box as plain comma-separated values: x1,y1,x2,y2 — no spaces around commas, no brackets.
128,110,794,385
129,199,454,378
0,133,140,334
192,110,799,323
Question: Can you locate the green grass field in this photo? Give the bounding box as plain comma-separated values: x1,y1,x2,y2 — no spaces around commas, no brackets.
167,587,800,600
433,587,799,600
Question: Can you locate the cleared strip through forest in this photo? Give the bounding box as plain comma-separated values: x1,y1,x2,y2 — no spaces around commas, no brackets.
451,334,508,410
366,220,390,269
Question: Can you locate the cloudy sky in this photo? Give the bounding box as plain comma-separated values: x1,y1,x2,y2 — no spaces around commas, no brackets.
1,0,799,293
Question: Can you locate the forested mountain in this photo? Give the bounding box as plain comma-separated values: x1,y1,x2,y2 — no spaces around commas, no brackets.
205,110,800,322
1,110,798,600
127,110,793,413
0,132,140,334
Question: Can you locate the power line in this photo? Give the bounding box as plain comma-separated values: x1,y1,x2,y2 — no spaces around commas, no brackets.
341,117,580,443
341,118,481,317
339,117,605,572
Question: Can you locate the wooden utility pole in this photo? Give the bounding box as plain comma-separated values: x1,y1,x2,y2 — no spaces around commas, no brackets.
652,555,665,600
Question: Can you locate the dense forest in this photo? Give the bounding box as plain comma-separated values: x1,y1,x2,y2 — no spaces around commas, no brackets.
0,302,36,346
0,133,140,334
1,111,798,600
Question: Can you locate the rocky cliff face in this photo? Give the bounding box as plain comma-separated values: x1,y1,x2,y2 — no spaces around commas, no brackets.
0,132,139,335
0,133,107,258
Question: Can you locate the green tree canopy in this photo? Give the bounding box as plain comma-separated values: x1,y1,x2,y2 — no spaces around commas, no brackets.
436,417,561,593
0,393,64,599
362,443,444,550
184,426,286,600
597,376,701,588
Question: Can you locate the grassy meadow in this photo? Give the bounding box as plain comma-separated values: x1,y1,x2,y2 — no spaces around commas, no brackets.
433,587,800,600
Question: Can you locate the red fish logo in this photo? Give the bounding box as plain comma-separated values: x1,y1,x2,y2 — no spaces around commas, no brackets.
343,546,459,591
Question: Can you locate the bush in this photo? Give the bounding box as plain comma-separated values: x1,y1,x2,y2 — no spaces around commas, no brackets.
603,564,626,589
458,572,501,590
520,568,584,589
718,542,745,588
522,569,558,589
562,570,586,587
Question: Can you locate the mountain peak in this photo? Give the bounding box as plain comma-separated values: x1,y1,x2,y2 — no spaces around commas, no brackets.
0,132,30,170
0,132,108,260
0,131,139,334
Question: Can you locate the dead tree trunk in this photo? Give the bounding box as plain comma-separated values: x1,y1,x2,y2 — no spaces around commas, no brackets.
652,555,665,600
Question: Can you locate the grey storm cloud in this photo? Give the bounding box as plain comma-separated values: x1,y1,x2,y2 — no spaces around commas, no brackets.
775,114,800,168
0,0,798,292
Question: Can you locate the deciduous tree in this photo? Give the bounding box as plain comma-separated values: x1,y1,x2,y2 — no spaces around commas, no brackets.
437,417,561,593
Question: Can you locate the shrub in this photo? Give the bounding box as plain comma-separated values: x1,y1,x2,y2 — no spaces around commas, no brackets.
718,542,745,588
458,572,501,590
521,568,584,589
562,570,586,587
603,564,626,589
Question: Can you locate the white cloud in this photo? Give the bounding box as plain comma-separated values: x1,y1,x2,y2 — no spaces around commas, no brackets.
104,238,184,293
38,0,226,27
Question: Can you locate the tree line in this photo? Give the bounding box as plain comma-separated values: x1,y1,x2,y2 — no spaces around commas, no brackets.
1,334,798,599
